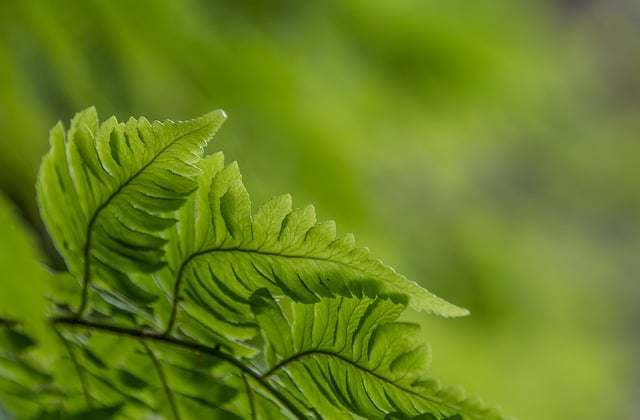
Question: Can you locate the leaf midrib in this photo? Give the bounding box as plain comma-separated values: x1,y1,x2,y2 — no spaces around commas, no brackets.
77,125,204,317
262,349,469,416
164,247,387,335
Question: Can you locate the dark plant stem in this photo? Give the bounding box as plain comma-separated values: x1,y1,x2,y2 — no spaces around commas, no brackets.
143,341,181,420
53,325,92,407
241,372,258,420
51,316,307,419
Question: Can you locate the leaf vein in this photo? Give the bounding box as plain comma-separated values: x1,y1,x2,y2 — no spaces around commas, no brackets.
77,126,205,317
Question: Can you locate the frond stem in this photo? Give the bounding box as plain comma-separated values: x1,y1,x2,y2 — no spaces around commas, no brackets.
241,372,257,420
53,325,92,407
52,316,307,419
143,341,181,420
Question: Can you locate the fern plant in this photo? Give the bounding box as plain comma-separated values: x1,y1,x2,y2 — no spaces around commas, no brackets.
0,108,508,419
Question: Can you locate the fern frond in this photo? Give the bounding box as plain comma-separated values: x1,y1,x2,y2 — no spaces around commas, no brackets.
36,107,226,314
251,290,503,420
154,152,466,349
1,108,510,419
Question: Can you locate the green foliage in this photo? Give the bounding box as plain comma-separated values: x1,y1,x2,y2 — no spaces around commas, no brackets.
0,109,506,419
0,195,51,340
36,107,226,315
0,3,635,419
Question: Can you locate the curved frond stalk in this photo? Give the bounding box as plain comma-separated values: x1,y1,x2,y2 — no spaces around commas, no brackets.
36,107,226,315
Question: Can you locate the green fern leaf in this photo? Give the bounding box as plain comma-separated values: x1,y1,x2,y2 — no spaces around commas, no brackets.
152,152,466,350
251,289,503,420
36,107,226,314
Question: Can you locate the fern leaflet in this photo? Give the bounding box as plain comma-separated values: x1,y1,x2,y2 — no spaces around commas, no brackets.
36,107,226,315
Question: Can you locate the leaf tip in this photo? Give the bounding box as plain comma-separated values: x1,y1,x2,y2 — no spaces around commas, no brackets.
434,301,470,318
203,109,227,128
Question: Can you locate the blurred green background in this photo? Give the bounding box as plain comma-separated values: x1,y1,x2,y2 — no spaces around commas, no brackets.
0,1,638,418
